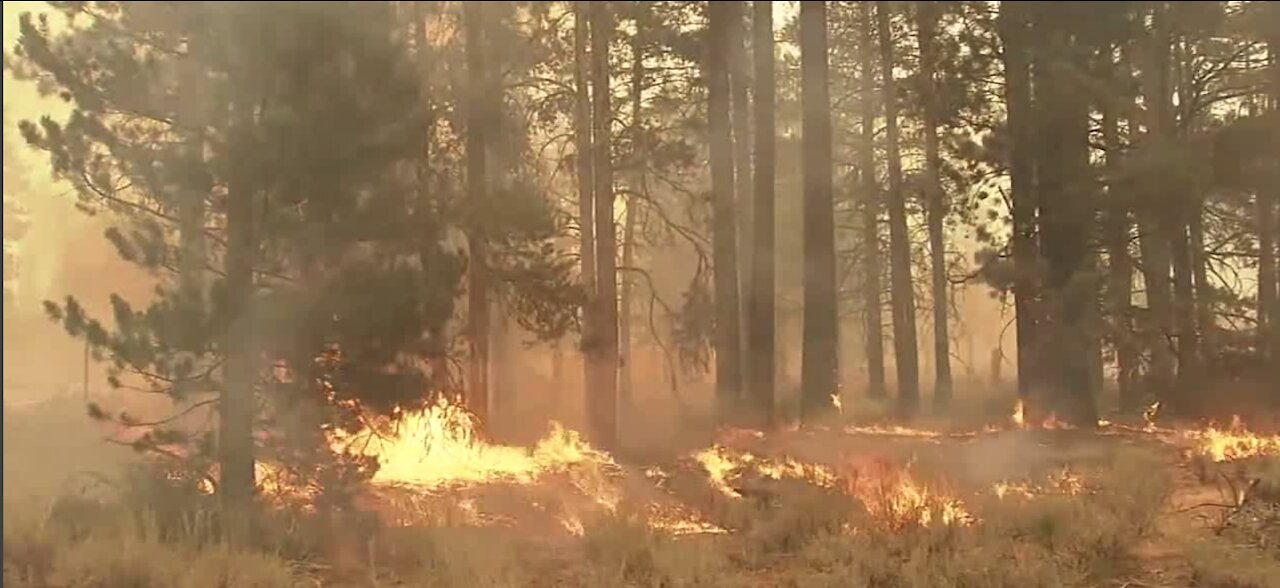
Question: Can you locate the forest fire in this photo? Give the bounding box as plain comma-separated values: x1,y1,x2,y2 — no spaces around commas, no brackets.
331,396,614,490
693,446,971,529
992,468,1087,500
1184,416,1280,463
842,460,974,529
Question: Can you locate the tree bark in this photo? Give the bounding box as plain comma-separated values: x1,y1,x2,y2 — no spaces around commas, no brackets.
573,1,598,421
1136,1,1177,409
876,1,920,416
799,1,839,422
1033,10,1099,427
589,1,618,449
463,2,491,424
220,101,257,545
859,2,886,401
915,1,951,409
729,1,753,367
620,10,646,413
747,0,776,427
1260,192,1276,358
998,1,1038,404
1101,45,1139,413
709,1,745,421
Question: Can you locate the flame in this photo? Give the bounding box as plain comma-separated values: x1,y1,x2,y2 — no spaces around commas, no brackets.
332,396,614,490
1143,402,1161,431
843,424,944,438
1185,416,1280,462
992,468,1087,500
831,393,843,415
844,462,973,529
692,445,838,498
1012,399,1025,428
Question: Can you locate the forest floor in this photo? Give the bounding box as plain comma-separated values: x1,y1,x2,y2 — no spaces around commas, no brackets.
4,395,1280,587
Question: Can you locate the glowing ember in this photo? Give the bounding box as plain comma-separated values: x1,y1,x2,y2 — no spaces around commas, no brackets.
1185,416,1280,462
1012,399,1025,428
332,396,614,490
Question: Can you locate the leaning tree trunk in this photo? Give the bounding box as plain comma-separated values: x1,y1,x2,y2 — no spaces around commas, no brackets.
876,1,920,416
573,0,597,418
859,2,886,400
590,1,619,449
463,2,491,424
799,1,839,423
915,1,951,409
708,0,744,421
747,0,776,428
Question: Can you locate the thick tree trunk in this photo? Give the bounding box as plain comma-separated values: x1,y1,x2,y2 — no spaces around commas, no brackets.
747,0,776,427
729,1,753,364
220,106,257,544
1101,48,1139,413
589,2,618,449
858,2,886,400
998,1,1038,404
463,2,491,424
573,1,598,420
708,1,744,421
915,2,951,409
1034,17,1099,427
799,1,839,422
1138,1,1177,408
876,1,920,416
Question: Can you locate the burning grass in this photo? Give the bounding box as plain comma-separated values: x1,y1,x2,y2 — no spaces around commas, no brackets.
9,395,1280,587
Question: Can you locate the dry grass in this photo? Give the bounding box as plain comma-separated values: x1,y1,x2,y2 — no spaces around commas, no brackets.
6,433,1276,587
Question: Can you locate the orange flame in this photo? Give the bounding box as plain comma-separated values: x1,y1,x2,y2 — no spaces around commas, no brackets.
1186,416,1280,462
1012,399,1025,428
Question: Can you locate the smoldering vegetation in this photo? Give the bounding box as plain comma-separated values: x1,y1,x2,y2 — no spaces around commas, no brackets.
4,1,1280,587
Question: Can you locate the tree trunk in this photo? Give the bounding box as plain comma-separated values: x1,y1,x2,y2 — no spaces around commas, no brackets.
1101,46,1139,413
858,3,886,401
998,1,1038,404
1033,11,1099,427
799,1,839,422
463,2,491,424
1135,1,1177,410
1259,193,1276,358
915,1,951,410
730,1,753,367
876,1,920,416
708,1,744,421
573,1,598,421
747,0,776,428
589,1,618,449
620,10,646,413
220,103,257,545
